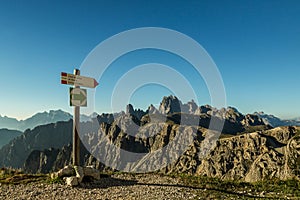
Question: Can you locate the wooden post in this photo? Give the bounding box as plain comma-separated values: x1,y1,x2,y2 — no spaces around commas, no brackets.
73,69,80,166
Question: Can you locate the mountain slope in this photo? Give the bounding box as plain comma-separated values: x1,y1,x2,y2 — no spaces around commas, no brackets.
0,116,19,131
1,95,268,169
19,110,73,131
24,119,300,182
0,129,22,148
0,110,102,131
3,95,299,183
0,110,72,131
254,112,300,127
0,121,73,168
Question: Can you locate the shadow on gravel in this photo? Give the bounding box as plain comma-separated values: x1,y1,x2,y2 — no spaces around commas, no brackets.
78,175,272,199
79,175,138,189
136,183,272,199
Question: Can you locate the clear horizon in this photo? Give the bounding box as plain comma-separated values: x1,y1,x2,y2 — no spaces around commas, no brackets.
0,1,299,120
1,97,298,121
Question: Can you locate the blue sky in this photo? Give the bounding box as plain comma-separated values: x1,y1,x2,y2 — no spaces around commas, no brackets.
0,0,299,119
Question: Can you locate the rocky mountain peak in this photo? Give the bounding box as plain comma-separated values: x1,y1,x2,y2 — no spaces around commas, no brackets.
2,95,299,183
194,105,212,115
254,111,265,115
125,104,147,120
126,104,134,115
0,110,72,131
253,112,300,127
182,100,198,114
226,106,240,114
147,104,159,114
159,95,182,114
241,114,265,127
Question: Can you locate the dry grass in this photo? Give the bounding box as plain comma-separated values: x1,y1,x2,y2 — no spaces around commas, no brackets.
0,168,47,185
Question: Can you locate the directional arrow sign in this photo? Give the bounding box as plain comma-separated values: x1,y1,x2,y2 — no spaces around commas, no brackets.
70,88,87,107
61,72,98,88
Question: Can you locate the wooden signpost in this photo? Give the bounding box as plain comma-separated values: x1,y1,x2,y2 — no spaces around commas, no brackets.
61,72,99,88
61,69,99,166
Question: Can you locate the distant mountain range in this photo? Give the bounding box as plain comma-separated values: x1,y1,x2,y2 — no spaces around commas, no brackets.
0,110,98,131
0,96,299,160
0,95,299,183
0,110,72,131
0,95,268,169
0,101,299,132
253,112,300,127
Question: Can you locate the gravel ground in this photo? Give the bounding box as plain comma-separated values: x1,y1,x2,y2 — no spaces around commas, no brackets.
0,173,281,200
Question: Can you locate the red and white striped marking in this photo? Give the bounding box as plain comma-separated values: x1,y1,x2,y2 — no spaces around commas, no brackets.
61,72,99,88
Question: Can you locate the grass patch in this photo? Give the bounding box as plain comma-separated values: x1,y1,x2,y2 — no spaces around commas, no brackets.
253,178,300,197
46,176,64,184
171,173,300,198
0,168,47,185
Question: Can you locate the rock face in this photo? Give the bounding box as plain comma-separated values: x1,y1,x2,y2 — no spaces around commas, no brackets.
24,145,71,174
1,118,102,170
27,122,299,183
159,95,182,114
0,121,73,168
182,100,198,114
24,148,59,174
24,143,95,173
3,96,300,183
126,104,147,120
23,111,299,182
0,129,22,148
147,104,160,114
194,127,299,182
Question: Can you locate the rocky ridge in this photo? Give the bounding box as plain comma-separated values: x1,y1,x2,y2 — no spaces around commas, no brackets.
0,110,72,131
254,112,300,127
0,129,22,148
2,95,299,183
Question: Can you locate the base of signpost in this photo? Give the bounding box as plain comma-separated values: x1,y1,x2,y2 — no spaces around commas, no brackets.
50,165,101,186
